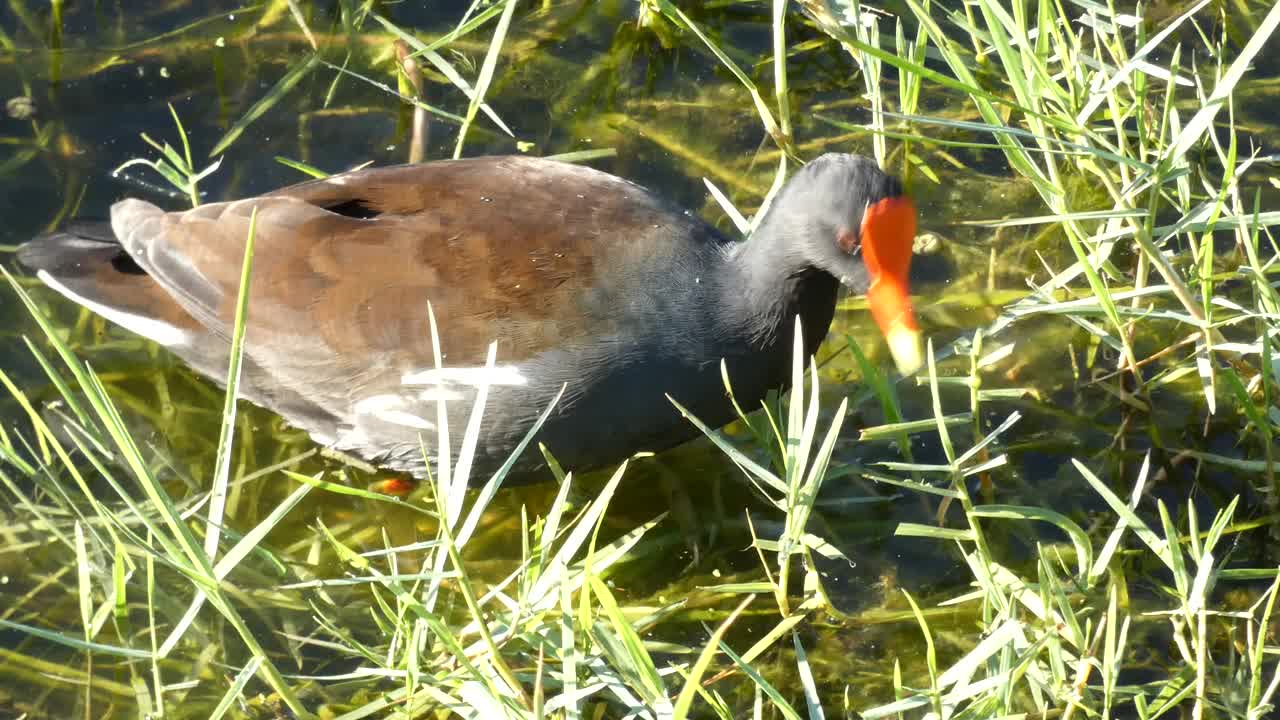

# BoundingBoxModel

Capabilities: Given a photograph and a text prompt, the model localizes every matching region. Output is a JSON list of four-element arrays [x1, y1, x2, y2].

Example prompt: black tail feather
[[17, 221, 132, 277]]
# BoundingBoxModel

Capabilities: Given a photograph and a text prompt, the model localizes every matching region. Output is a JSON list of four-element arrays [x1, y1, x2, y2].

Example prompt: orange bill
[[860, 195, 923, 374]]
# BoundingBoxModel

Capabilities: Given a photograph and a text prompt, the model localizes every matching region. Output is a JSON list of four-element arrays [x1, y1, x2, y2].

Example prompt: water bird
[[17, 153, 921, 482]]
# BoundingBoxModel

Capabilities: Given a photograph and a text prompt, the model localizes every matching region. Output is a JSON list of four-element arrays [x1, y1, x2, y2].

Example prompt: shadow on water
[[2, 0, 1279, 714]]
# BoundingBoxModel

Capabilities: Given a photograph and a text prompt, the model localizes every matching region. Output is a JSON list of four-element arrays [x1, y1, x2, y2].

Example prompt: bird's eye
[[837, 227, 860, 255]]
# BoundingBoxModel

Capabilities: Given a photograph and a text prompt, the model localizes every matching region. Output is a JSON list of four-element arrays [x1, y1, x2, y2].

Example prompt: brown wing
[[108, 156, 706, 410]]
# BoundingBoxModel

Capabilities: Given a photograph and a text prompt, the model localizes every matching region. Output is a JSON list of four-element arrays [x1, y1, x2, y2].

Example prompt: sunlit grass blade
[[452, 0, 518, 158], [1153, 2, 1280, 180], [209, 54, 320, 157], [208, 656, 264, 720], [370, 11, 514, 139]]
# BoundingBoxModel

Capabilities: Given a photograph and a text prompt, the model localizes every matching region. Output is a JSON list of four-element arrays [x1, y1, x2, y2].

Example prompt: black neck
[[719, 215, 840, 359]]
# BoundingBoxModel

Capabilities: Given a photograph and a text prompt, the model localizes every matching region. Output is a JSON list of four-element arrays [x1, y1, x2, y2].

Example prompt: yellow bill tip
[[886, 324, 924, 376]]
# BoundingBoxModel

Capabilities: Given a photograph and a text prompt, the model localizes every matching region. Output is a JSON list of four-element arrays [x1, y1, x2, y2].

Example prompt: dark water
[[2, 0, 1278, 715]]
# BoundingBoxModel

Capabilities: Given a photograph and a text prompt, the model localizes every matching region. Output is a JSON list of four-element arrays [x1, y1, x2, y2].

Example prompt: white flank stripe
[[418, 387, 466, 402], [374, 410, 435, 430], [334, 427, 368, 448], [37, 270, 191, 347], [401, 365, 527, 387], [309, 431, 336, 445], [352, 394, 434, 430]]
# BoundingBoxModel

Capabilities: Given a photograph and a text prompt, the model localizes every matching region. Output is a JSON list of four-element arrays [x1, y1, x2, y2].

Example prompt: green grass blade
[[209, 54, 320, 157], [453, 0, 519, 158]]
